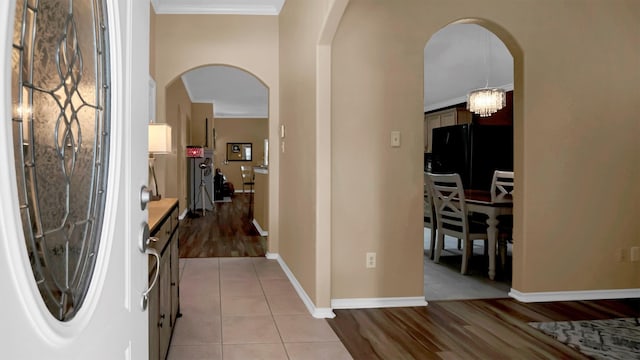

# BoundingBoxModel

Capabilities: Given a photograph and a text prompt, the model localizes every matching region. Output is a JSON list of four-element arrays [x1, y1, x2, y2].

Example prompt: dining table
[[464, 189, 513, 280]]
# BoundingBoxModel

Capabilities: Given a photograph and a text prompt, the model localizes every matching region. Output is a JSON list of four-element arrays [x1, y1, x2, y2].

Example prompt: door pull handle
[[141, 246, 160, 311]]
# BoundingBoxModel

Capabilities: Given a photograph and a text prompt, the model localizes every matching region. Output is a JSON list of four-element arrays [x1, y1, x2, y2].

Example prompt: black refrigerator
[[431, 124, 513, 191]]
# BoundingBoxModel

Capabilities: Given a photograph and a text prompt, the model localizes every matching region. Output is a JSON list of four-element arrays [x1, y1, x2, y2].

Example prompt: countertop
[[254, 166, 268, 175], [148, 197, 178, 232]]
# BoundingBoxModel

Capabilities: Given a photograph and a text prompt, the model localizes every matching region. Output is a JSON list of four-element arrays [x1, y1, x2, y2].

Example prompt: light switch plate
[[391, 131, 401, 147]]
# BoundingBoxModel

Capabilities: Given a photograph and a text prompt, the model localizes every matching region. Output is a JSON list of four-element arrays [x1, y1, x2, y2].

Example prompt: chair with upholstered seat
[[423, 172, 437, 259], [427, 173, 488, 275]]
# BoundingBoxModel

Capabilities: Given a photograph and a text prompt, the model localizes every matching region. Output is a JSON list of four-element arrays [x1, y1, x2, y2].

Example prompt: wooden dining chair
[[491, 170, 514, 271], [490, 170, 514, 203], [423, 172, 437, 260], [428, 173, 488, 275]]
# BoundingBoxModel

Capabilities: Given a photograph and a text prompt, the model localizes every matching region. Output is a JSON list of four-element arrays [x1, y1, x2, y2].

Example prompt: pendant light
[[467, 30, 506, 117]]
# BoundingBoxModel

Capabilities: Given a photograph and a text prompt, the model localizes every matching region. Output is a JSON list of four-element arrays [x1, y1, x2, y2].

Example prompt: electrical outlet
[[366, 252, 376, 268], [631, 247, 640, 262]]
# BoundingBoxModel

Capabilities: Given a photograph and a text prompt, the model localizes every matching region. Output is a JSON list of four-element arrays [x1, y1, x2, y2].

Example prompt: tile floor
[[423, 228, 512, 301], [168, 257, 352, 360]]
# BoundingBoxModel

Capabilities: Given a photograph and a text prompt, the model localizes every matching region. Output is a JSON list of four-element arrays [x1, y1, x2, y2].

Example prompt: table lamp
[[148, 123, 172, 201]]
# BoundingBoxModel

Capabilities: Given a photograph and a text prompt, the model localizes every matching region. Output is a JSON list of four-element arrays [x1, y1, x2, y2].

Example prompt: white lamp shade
[[148, 123, 172, 154]]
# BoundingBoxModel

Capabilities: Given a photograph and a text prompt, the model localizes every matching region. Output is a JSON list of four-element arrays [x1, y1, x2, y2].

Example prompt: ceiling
[[182, 66, 269, 118], [424, 24, 513, 112], [161, 1, 513, 118]]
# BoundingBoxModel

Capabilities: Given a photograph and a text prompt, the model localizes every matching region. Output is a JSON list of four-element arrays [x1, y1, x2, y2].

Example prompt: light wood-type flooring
[[327, 298, 640, 359]]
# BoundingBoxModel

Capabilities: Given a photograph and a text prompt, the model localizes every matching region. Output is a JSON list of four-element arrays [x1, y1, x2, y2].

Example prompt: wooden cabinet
[[148, 199, 180, 360], [424, 107, 472, 152]]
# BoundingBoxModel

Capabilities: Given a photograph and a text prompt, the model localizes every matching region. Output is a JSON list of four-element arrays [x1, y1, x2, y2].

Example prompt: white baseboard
[[332, 297, 428, 309], [178, 208, 189, 220], [234, 189, 255, 193], [252, 219, 268, 236], [268, 253, 336, 319], [509, 288, 640, 303]]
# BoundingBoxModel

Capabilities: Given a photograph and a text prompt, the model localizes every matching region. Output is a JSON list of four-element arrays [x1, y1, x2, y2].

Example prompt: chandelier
[[467, 87, 506, 117], [467, 29, 506, 117]]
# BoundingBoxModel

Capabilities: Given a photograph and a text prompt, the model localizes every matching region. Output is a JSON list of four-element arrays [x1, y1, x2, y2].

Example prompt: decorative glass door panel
[[11, 0, 110, 321]]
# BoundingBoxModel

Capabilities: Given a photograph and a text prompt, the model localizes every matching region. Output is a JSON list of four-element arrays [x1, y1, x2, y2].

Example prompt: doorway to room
[[163, 64, 271, 258], [422, 22, 515, 301]]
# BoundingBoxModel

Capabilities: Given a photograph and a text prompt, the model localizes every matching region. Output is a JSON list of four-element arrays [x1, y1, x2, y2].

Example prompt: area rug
[[528, 317, 640, 359]]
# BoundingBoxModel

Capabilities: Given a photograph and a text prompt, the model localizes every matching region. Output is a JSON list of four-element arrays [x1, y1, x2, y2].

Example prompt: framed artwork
[[226, 142, 252, 161]]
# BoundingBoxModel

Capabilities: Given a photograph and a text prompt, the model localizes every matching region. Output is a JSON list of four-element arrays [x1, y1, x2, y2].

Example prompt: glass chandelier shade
[[467, 87, 506, 117], [467, 29, 507, 118]]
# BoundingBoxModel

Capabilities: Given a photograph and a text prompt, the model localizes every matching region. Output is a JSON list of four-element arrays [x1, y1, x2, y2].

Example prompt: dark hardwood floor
[[179, 193, 267, 257], [327, 298, 640, 359]]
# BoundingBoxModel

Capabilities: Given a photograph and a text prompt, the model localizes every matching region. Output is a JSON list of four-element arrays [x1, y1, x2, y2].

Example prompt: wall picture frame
[[226, 142, 252, 161]]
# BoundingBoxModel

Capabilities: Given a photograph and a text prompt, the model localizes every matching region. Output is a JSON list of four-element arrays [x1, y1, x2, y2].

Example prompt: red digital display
[[186, 146, 204, 158]]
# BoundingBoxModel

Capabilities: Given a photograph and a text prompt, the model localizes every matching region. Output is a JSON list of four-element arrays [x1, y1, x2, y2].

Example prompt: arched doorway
[[423, 22, 517, 300], [161, 64, 271, 258]]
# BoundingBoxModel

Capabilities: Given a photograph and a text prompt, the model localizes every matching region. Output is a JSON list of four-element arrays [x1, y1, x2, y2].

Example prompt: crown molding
[[151, 0, 283, 15]]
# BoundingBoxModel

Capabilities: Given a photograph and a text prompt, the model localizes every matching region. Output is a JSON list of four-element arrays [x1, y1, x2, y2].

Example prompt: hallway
[[168, 257, 352, 360]]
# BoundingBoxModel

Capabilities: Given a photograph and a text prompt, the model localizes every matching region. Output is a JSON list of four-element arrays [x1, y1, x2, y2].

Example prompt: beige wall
[[331, 0, 640, 299], [278, 0, 333, 306], [214, 118, 268, 189], [151, 0, 639, 309], [160, 78, 191, 214], [190, 103, 214, 147], [153, 14, 280, 248]]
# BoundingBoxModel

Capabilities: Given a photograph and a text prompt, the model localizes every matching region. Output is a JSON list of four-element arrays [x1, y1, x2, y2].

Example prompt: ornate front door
[[0, 0, 150, 358]]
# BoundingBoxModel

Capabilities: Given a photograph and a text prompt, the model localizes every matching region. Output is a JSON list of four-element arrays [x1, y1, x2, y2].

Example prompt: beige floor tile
[[260, 278, 297, 298], [220, 257, 255, 270], [256, 266, 287, 280], [222, 315, 281, 344], [221, 294, 270, 316], [221, 278, 263, 297], [252, 258, 283, 269], [220, 279, 263, 296], [222, 343, 288, 360], [285, 342, 353, 360], [180, 267, 220, 293], [167, 344, 222, 360], [171, 312, 222, 345], [267, 294, 308, 315], [220, 267, 259, 281], [274, 314, 339, 342], [170, 257, 351, 360], [180, 292, 221, 316], [182, 258, 220, 274], [180, 280, 220, 304]]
